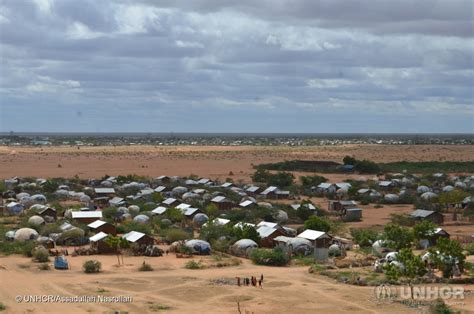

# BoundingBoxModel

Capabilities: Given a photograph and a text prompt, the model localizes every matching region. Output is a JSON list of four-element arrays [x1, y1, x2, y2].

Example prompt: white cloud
[[67, 21, 103, 40], [32, 0, 54, 16]]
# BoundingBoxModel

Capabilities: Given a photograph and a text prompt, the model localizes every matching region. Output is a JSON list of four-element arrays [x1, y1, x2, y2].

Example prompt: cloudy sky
[[0, 0, 473, 133]]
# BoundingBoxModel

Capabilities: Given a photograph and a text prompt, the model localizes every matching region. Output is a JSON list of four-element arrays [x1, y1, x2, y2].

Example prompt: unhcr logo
[[372, 285, 465, 303], [373, 284, 396, 303]]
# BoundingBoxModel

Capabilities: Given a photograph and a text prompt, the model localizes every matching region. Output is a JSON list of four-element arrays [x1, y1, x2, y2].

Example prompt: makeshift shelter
[[297, 229, 332, 261], [231, 239, 258, 257], [14, 228, 39, 241], [184, 239, 211, 255], [89, 232, 115, 254], [28, 215, 45, 226], [87, 220, 117, 235]]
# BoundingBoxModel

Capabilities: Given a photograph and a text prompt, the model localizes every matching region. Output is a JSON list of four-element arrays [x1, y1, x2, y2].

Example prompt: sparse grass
[[138, 262, 154, 272], [149, 303, 171, 311], [184, 260, 206, 269], [96, 288, 109, 293], [292, 256, 315, 266], [38, 263, 51, 271]]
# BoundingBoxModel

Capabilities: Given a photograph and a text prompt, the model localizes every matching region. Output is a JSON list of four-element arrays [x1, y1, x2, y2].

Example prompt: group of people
[[236, 274, 264, 288]]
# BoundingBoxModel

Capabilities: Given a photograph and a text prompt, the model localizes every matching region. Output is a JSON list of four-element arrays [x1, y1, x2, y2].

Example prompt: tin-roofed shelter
[[87, 220, 117, 235], [71, 211, 103, 224]]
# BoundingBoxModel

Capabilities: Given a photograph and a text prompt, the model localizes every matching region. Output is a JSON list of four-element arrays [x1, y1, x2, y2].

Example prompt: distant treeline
[[256, 160, 474, 174]]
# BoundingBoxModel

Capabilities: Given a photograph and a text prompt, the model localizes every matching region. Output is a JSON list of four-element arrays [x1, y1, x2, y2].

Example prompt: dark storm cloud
[[0, 0, 472, 133]]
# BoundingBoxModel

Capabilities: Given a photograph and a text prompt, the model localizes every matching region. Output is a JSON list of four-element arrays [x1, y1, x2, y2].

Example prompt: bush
[[0, 302, 5, 311], [428, 298, 456, 314], [185, 260, 205, 269], [32, 247, 50, 263], [304, 216, 331, 232], [83, 260, 101, 273], [354, 160, 380, 174], [465, 243, 474, 256], [166, 229, 190, 243], [350, 229, 378, 247], [138, 262, 153, 272], [250, 247, 290, 266], [38, 263, 51, 271]]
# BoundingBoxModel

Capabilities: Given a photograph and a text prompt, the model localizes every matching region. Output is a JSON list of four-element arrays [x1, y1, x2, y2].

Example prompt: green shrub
[[185, 260, 205, 269], [428, 298, 457, 314], [166, 229, 190, 242], [350, 229, 379, 247], [32, 247, 50, 263], [83, 260, 101, 273], [304, 216, 331, 232], [138, 262, 153, 272], [249, 247, 290, 266], [465, 243, 474, 256], [178, 244, 193, 255], [0, 302, 5, 311], [0, 240, 36, 257]]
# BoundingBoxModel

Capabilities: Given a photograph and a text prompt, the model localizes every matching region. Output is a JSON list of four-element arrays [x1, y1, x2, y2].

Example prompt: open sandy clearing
[[0, 254, 436, 314]]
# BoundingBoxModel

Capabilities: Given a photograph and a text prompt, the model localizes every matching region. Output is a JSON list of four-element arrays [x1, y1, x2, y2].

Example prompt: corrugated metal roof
[[162, 198, 177, 205], [154, 186, 166, 192], [410, 209, 435, 218], [94, 188, 116, 194], [261, 186, 278, 194], [71, 211, 103, 219], [257, 221, 278, 228], [87, 220, 107, 229], [257, 226, 277, 238], [152, 206, 167, 215], [211, 196, 227, 203], [181, 207, 199, 216], [176, 203, 191, 209], [239, 200, 254, 207], [89, 232, 108, 242], [122, 231, 145, 243], [297, 229, 330, 241]]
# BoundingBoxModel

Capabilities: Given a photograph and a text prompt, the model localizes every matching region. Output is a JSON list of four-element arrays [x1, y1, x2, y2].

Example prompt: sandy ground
[[4, 252, 471, 314], [1, 144, 473, 181]]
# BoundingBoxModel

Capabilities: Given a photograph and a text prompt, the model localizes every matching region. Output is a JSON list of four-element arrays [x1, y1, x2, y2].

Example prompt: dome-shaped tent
[[192, 213, 209, 227], [28, 215, 45, 226], [421, 192, 438, 201], [184, 239, 211, 255], [133, 214, 150, 224], [274, 210, 288, 223], [128, 205, 140, 215], [231, 239, 258, 257], [5, 230, 15, 241], [31, 194, 47, 203], [417, 186, 431, 194], [14, 228, 39, 241], [182, 192, 200, 201], [442, 185, 454, 193], [172, 186, 188, 196], [328, 244, 341, 256], [384, 194, 399, 203], [288, 238, 312, 256]]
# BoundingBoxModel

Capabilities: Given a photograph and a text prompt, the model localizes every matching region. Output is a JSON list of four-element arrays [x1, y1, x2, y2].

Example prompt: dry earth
[[1, 144, 473, 181], [2, 253, 471, 314]]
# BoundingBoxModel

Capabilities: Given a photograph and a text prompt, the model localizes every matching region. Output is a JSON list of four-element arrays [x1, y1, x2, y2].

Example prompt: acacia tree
[[105, 235, 130, 266], [413, 220, 437, 243], [384, 248, 427, 299], [438, 189, 468, 220], [382, 224, 414, 250], [429, 237, 466, 278]]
